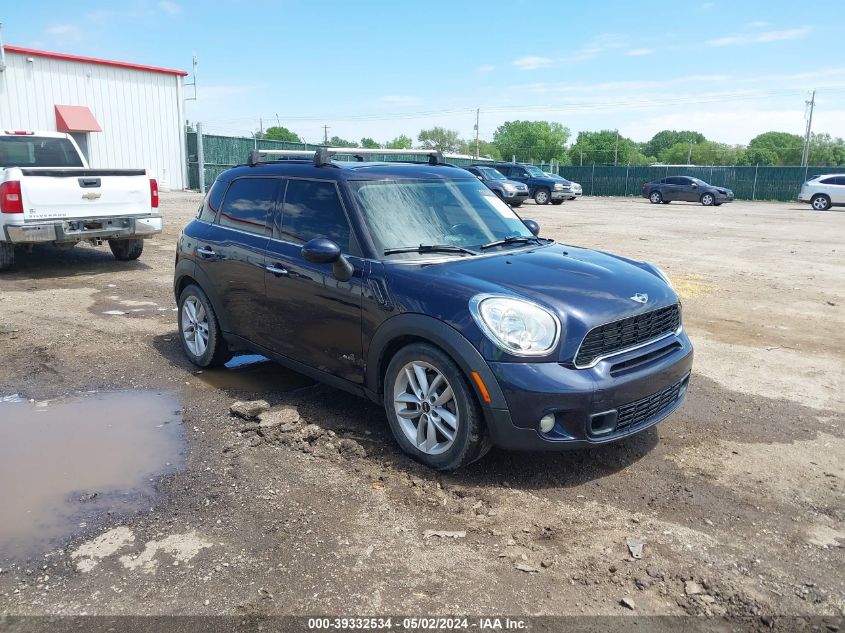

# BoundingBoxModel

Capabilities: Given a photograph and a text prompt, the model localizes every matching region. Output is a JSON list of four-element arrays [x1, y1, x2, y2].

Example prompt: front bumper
[[550, 190, 568, 200], [481, 331, 694, 450], [3, 215, 162, 244], [715, 192, 734, 203], [502, 190, 530, 202]]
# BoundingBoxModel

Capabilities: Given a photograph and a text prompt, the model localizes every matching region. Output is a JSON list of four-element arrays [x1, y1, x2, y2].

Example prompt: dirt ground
[[0, 192, 843, 627]]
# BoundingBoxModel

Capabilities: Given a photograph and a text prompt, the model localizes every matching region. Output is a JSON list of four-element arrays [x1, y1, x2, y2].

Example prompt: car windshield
[[476, 167, 505, 181], [0, 136, 84, 168], [353, 179, 536, 259], [524, 166, 546, 177]]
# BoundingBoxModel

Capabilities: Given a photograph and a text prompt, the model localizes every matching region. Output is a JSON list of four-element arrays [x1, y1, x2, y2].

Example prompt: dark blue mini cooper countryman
[[175, 148, 693, 470]]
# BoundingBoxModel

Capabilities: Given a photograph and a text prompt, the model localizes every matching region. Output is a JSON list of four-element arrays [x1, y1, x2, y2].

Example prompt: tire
[[511, 201, 523, 208], [177, 284, 231, 368], [0, 242, 14, 272], [661, 200, 671, 204], [383, 343, 490, 470], [533, 188, 551, 205], [649, 191, 663, 204], [811, 194, 831, 211], [700, 193, 715, 206], [551, 199, 564, 205], [109, 238, 144, 261]]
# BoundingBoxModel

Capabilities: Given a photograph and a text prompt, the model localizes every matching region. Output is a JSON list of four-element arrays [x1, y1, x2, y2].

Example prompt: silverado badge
[[81, 192, 101, 200], [630, 293, 648, 304]]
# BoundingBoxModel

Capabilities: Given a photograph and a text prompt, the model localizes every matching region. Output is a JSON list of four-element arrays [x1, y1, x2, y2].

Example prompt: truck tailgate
[[19, 169, 152, 222]]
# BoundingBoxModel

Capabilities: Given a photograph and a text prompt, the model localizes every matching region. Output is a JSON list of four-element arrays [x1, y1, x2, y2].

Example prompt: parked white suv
[[1, 130, 162, 271], [798, 174, 845, 211]]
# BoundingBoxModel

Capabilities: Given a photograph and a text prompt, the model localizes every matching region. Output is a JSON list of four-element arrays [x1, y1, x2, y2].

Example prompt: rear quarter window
[[198, 179, 227, 222]]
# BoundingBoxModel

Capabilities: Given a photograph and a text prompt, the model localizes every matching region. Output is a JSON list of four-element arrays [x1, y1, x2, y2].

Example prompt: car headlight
[[469, 295, 561, 356], [553, 183, 564, 190], [502, 183, 516, 193]]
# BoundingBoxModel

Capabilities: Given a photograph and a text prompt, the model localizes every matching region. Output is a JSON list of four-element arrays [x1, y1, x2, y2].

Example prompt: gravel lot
[[0, 192, 843, 626]]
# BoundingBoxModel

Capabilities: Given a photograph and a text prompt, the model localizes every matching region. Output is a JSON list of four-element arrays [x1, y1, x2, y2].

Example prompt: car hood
[[383, 243, 678, 362]]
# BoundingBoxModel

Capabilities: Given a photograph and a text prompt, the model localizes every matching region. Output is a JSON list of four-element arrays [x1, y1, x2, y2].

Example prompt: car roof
[[219, 161, 478, 183]]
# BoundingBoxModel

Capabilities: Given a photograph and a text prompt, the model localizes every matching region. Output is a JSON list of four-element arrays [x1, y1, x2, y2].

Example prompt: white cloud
[[477, 65, 495, 73], [379, 95, 420, 106], [512, 56, 552, 70], [626, 48, 654, 57], [45, 24, 80, 36], [707, 27, 809, 47], [158, 1, 182, 16]]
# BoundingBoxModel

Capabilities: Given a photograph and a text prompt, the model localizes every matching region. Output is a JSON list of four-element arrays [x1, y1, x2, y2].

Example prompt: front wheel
[[700, 193, 715, 206], [534, 188, 550, 205], [384, 343, 490, 470], [109, 238, 144, 261], [177, 284, 231, 368], [510, 201, 523, 208], [811, 194, 831, 211], [649, 191, 663, 204]]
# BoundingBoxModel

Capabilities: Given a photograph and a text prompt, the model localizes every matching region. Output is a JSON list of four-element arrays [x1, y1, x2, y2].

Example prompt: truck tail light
[[150, 178, 159, 208], [0, 181, 24, 213]]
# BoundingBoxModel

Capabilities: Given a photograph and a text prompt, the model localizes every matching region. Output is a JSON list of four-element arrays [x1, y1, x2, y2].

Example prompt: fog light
[[539, 413, 556, 434]]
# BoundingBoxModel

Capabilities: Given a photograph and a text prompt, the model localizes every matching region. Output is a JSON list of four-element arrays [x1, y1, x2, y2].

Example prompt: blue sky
[[4, 0, 845, 146]]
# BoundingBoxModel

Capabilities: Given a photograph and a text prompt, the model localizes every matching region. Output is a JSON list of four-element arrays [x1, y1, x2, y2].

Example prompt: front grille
[[615, 375, 688, 431], [575, 304, 681, 367]]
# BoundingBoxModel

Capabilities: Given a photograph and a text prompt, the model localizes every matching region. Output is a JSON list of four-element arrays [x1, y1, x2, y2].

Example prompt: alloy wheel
[[813, 196, 830, 210], [393, 361, 459, 455], [650, 192, 662, 204], [702, 194, 714, 206], [181, 296, 209, 357], [535, 190, 549, 205]]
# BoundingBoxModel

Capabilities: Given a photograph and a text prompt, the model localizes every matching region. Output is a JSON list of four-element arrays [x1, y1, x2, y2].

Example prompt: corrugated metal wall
[[0, 51, 185, 189], [558, 165, 845, 201], [186, 133, 481, 190]]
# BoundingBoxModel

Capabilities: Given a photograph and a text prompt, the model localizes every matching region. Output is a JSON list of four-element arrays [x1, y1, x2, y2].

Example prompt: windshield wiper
[[383, 244, 478, 256], [480, 235, 542, 250]]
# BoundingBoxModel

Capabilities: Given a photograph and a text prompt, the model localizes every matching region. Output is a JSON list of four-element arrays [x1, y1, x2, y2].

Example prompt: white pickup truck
[[0, 130, 162, 271]]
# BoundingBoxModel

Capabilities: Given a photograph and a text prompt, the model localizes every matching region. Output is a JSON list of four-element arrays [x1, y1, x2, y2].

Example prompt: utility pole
[[614, 130, 619, 166], [323, 125, 330, 145], [259, 117, 264, 139], [474, 108, 480, 159], [801, 89, 816, 167], [687, 140, 693, 165]]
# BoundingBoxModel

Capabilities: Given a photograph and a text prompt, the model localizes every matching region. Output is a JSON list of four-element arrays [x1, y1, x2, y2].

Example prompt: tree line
[[253, 122, 845, 167]]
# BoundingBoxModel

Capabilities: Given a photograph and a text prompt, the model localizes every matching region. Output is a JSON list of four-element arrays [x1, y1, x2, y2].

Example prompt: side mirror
[[691, 183, 698, 188], [476, 175, 484, 181], [301, 237, 354, 282], [523, 219, 540, 236]]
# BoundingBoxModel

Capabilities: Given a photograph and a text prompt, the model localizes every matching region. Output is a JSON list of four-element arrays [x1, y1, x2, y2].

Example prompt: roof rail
[[248, 147, 446, 167]]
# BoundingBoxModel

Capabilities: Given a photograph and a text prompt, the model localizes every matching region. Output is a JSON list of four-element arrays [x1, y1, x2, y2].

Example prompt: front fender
[[365, 313, 508, 409]]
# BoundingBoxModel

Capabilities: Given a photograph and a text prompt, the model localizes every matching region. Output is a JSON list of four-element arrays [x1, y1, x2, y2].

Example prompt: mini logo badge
[[630, 293, 649, 304], [81, 192, 101, 200]]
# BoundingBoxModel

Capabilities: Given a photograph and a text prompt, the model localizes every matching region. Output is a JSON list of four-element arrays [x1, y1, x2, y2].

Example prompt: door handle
[[265, 264, 289, 276], [196, 246, 216, 257]]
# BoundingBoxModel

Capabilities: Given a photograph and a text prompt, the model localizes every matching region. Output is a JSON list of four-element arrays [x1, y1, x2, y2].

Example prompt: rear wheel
[[177, 284, 231, 368], [109, 238, 144, 261], [0, 242, 14, 272], [811, 194, 831, 211], [534, 188, 550, 205], [700, 193, 715, 206], [649, 191, 663, 204], [384, 343, 490, 470]]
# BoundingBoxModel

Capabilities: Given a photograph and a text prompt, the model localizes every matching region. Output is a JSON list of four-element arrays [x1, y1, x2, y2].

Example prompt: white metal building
[[0, 44, 187, 189]]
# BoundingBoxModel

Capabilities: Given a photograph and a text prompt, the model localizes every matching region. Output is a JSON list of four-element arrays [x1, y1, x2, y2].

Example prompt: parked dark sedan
[[175, 148, 692, 470], [464, 165, 529, 206], [642, 176, 734, 206]]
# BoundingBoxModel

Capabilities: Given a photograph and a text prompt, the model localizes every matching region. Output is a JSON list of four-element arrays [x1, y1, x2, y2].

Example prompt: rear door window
[[278, 179, 353, 251], [217, 177, 279, 236]]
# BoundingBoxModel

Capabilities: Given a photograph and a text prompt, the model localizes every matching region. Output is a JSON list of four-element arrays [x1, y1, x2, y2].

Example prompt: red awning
[[55, 105, 102, 133]]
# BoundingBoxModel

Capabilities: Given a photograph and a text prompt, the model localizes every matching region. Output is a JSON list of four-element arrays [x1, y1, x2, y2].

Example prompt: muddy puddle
[[197, 354, 314, 393], [0, 391, 184, 560]]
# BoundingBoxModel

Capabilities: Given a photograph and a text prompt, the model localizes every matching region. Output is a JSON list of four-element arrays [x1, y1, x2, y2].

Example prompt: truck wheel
[[0, 242, 14, 272], [534, 188, 550, 205], [811, 194, 831, 211], [384, 343, 490, 470], [109, 238, 144, 261], [177, 284, 231, 368]]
